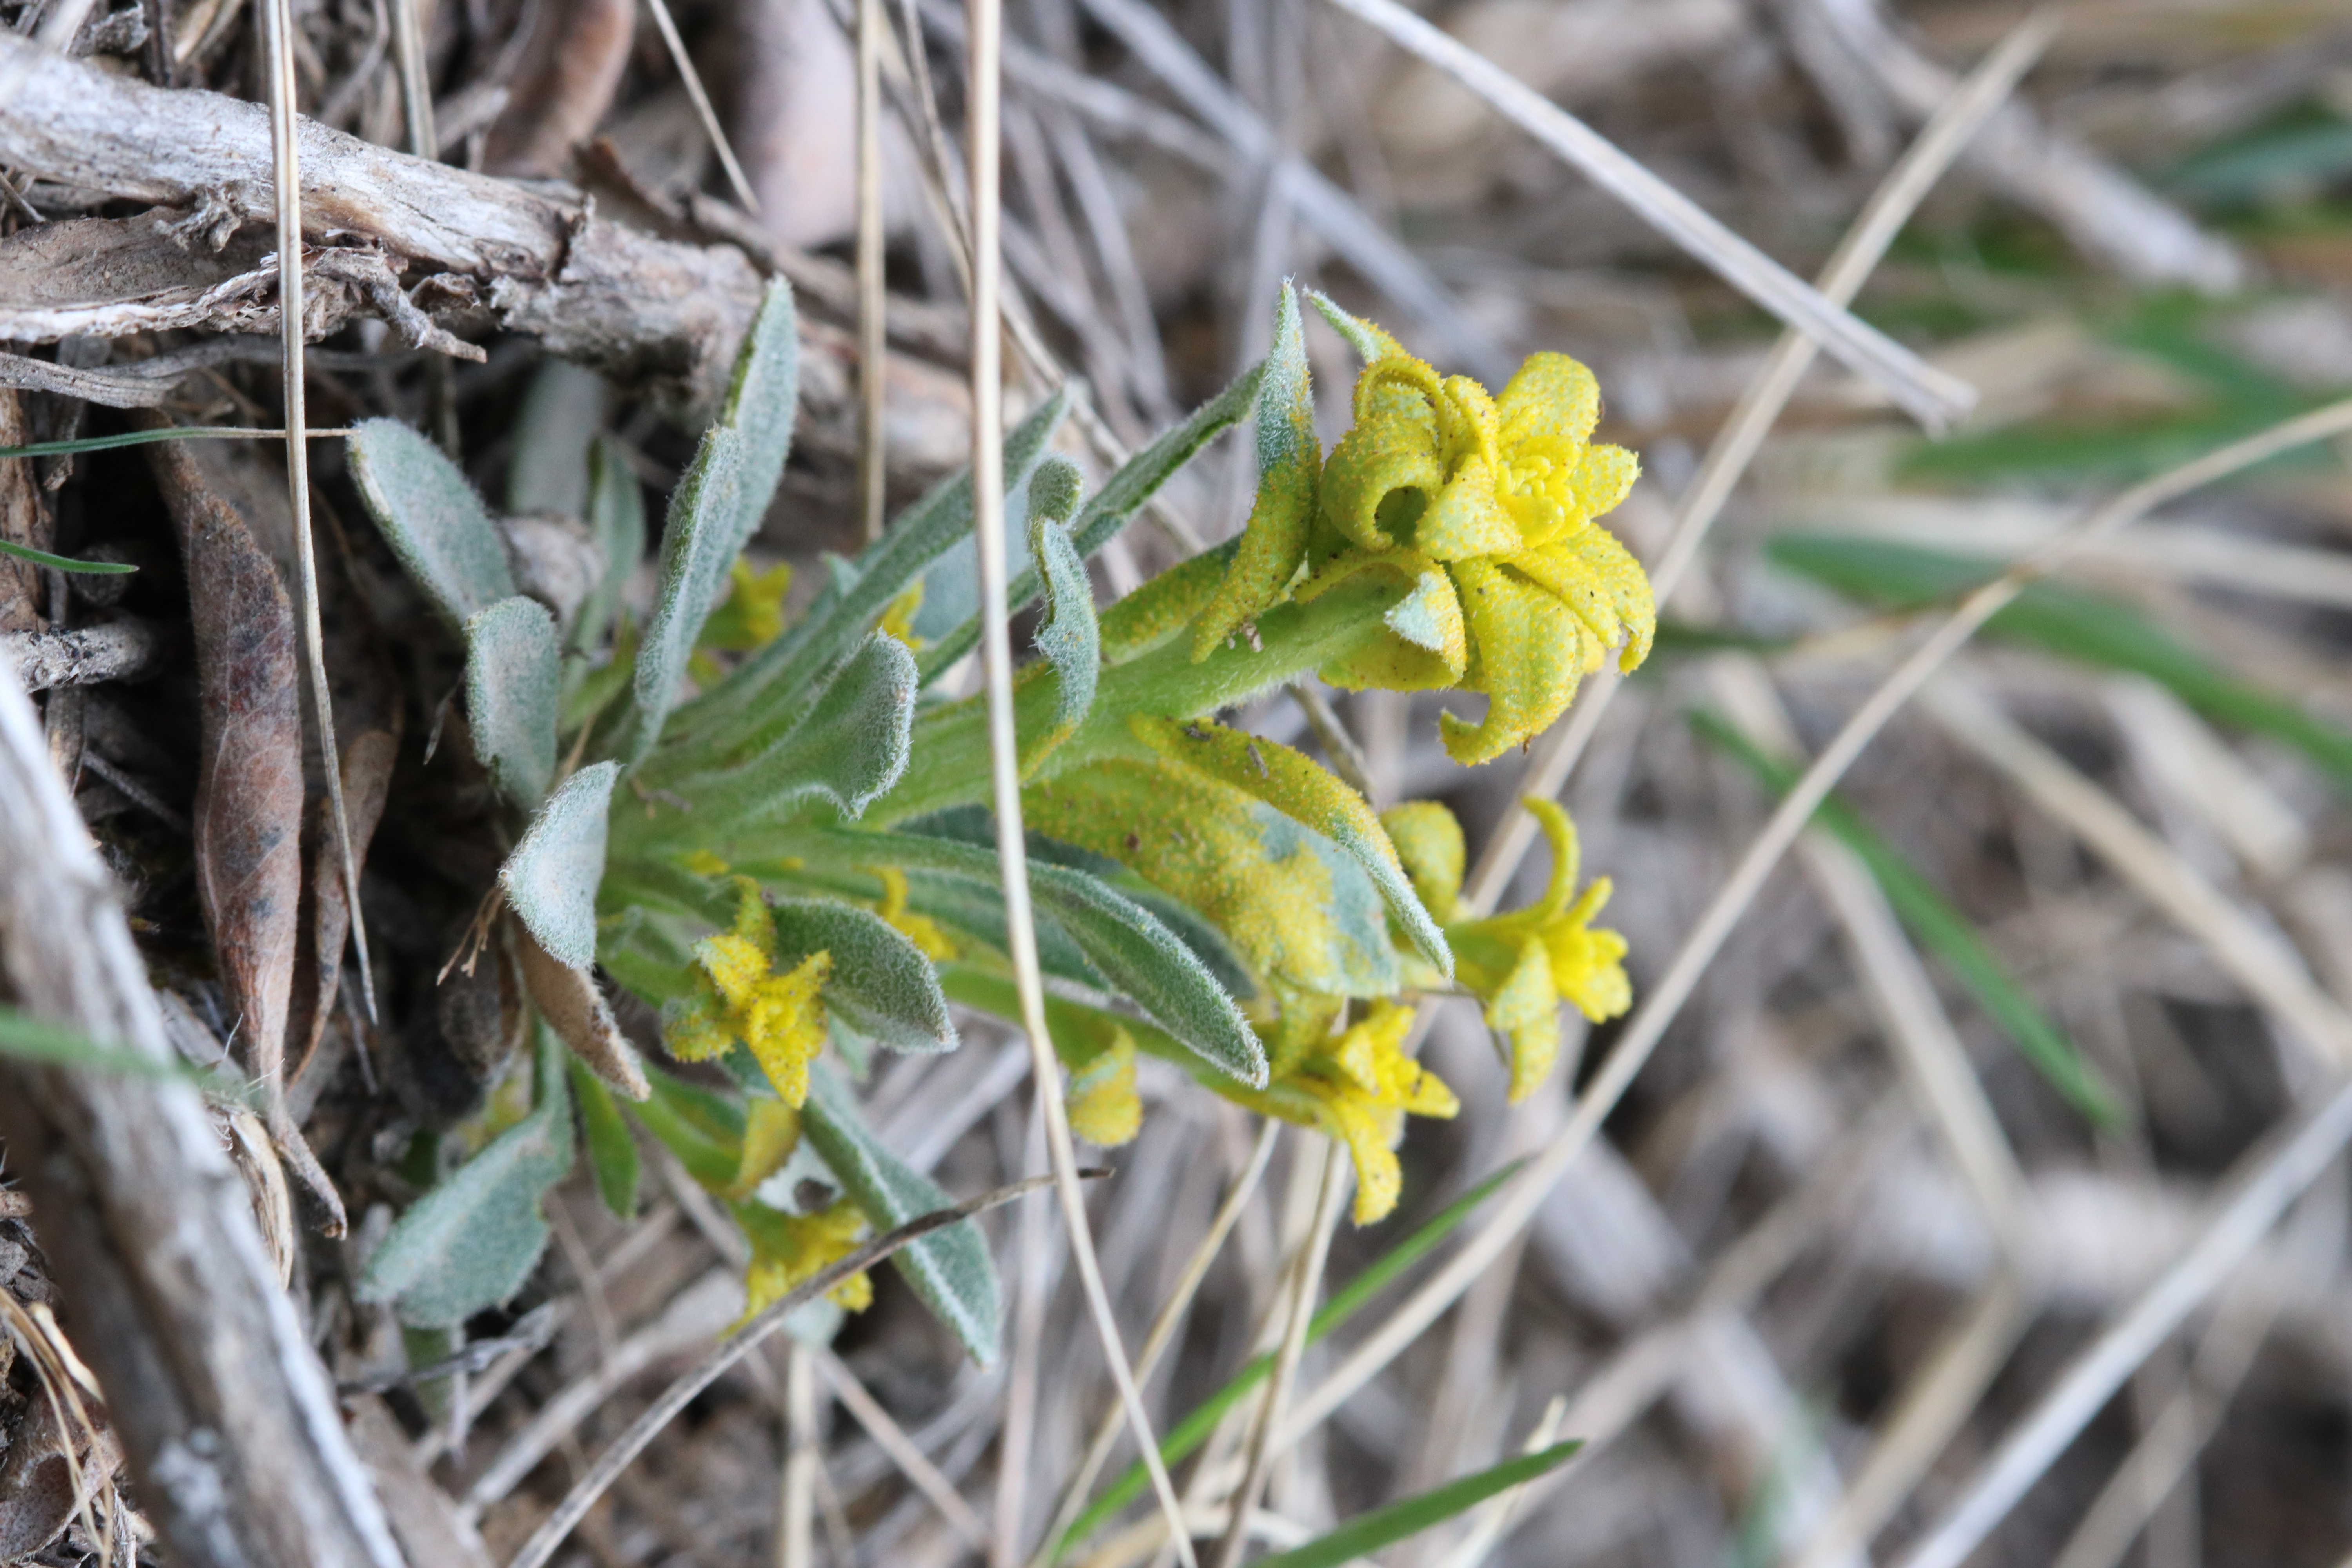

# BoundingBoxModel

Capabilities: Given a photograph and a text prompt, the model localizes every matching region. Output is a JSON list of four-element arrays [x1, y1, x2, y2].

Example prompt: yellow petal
[[1413, 456, 1523, 562], [1441, 559, 1602, 766], [681, 849, 730, 876], [693, 932, 773, 1012], [1501, 522, 1655, 670], [662, 980, 735, 1062], [1065, 1032, 1141, 1147], [1495, 352, 1602, 448], [1520, 796, 1582, 921], [724, 1096, 803, 1200], [1319, 407, 1444, 552], [879, 579, 926, 649], [1325, 1094, 1405, 1225], [740, 950, 833, 1108], [1486, 936, 1560, 1103], [1379, 801, 1465, 924]]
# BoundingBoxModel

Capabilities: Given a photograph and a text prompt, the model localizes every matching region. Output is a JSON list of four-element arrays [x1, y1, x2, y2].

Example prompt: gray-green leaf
[[573, 436, 646, 657], [769, 898, 956, 1054], [640, 632, 915, 830], [1024, 466, 1099, 772], [1303, 287, 1391, 364], [348, 417, 517, 630], [507, 360, 608, 517], [466, 596, 561, 807], [501, 761, 619, 969], [357, 1029, 575, 1328], [624, 278, 800, 760], [801, 1063, 1000, 1365]]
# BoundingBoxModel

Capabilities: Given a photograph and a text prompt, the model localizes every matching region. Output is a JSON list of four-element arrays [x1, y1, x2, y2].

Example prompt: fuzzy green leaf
[[632, 1061, 745, 1189], [1192, 282, 1318, 658], [622, 279, 800, 760], [801, 1063, 1000, 1363], [1132, 715, 1449, 975], [1253, 1445, 1583, 1568], [500, 761, 619, 969], [466, 596, 562, 807], [634, 632, 915, 833], [784, 828, 1263, 1083], [358, 1030, 575, 1328], [920, 372, 1261, 680], [1022, 468, 1100, 776], [568, 1056, 641, 1218], [574, 436, 646, 657], [689, 388, 1073, 754], [769, 897, 957, 1054], [507, 359, 608, 517], [1304, 288, 1396, 363], [348, 417, 517, 630]]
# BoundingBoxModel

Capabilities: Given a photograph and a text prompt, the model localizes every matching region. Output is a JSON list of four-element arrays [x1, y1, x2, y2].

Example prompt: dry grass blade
[[502, 1174, 1062, 1568], [1206, 1140, 1343, 1568], [1922, 677, 2352, 1068], [963, 0, 1195, 1557], [640, 0, 762, 216], [259, 0, 375, 1036], [1266, 392, 2352, 1470], [1033, 1116, 1281, 1568], [816, 1346, 991, 1548], [389, 0, 435, 156], [1313, 0, 1975, 428], [1887, 1073, 2352, 1568], [1462, 12, 2051, 915], [857, 0, 888, 545]]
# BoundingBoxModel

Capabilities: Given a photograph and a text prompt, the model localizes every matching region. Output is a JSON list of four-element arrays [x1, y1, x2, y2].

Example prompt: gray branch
[[0, 643, 405, 1568]]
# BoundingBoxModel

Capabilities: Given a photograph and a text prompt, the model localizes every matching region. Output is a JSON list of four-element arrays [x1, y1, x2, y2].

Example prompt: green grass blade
[[0, 425, 352, 461], [0, 1005, 238, 1092], [0, 539, 136, 575], [1249, 1441, 1582, 1568], [1054, 1155, 1529, 1559], [1768, 534, 2352, 797], [1690, 708, 2120, 1125]]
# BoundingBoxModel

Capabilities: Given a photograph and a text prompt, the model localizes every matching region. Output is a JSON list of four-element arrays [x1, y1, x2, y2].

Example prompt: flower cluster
[[1388, 796, 1631, 1101], [1261, 1000, 1459, 1224], [665, 877, 833, 1108], [1295, 330, 1654, 765]]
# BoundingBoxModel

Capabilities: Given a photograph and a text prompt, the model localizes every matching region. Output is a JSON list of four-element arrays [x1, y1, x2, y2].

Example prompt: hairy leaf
[[466, 596, 562, 807], [574, 436, 646, 657], [1020, 470, 1100, 777], [1026, 759, 1400, 1002], [801, 1063, 1000, 1363], [507, 360, 607, 517], [768, 897, 956, 1054], [1132, 714, 1449, 974], [690, 388, 1072, 753], [500, 761, 619, 969], [920, 372, 1260, 679], [623, 279, 800, 760], [634, 632, 916, 831], [783, 828, 1263, 1083], [358, 1029, 576, 1328], [1193, 282, 1318, 657], [348, 417, 517, 629]]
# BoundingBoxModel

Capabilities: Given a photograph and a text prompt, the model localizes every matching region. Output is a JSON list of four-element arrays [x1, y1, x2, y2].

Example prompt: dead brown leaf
[[0, 1379, 120, 1563], [143, 424, 346, 1234], [511, 914, 650, 1100]]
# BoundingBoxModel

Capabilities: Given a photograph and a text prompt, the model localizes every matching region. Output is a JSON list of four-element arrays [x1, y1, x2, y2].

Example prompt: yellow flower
[[722, 1096, 803, 1200], [739, 1196, 873, 1318], [1298, 339, 1653, 765], [664, 877, 833, 1108], [1388, 797, 1630, 1102], [878, 579, 926, 650], [1283, 1000, 1458, 1224]]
